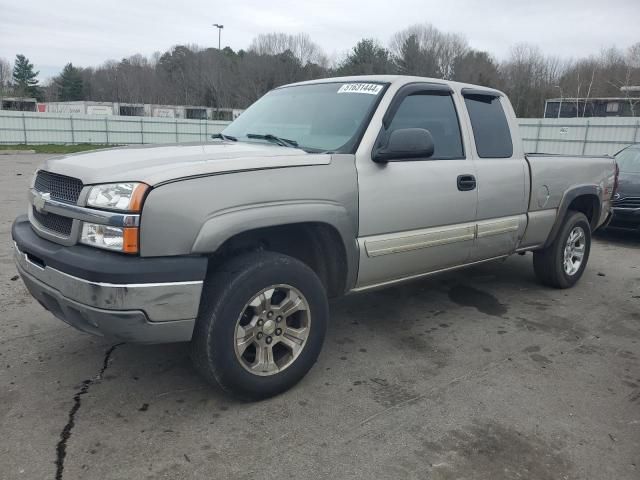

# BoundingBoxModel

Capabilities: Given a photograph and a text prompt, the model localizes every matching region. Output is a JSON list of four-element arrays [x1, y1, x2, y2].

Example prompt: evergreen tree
[[394, 33, 440, 77], [12, 54, 40, 98], [337, 39, 395, 75], [55, 63, 84, 101]]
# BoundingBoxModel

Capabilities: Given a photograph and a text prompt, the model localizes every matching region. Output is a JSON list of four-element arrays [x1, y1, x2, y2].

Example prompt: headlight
[[80, 223, 139, 253], [86, 182, 148, 212]]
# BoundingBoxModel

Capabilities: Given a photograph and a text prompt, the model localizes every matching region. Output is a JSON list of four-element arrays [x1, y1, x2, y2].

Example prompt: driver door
[[354, 84, 478, 289]]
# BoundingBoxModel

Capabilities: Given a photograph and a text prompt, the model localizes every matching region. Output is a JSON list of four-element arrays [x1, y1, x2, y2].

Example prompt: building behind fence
[[1, 110, 640, 156]]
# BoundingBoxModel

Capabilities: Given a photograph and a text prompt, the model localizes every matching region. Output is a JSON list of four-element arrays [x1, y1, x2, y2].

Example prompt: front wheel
[[190, 251, 328, 400], [533, 211, 591, 289]]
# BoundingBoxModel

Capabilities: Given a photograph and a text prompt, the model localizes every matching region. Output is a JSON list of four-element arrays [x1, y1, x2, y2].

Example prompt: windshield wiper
[[246, 133, 299, 148], [211, 133, 237, 141]]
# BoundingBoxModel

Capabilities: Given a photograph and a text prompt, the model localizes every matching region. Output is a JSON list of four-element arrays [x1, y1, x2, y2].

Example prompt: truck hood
[[42, 142, 330, 186], [617, 171, 640, 198]]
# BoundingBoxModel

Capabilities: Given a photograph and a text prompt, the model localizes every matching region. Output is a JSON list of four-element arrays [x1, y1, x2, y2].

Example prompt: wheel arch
[[544, 186, 601, 248], [192, 202, 358, 297]]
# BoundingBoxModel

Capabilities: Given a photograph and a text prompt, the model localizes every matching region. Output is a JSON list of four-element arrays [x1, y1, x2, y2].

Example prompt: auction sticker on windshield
[[337, 83, 383, 95]]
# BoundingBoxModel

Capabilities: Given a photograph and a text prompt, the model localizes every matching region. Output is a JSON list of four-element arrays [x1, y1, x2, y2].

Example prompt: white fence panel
[[0, 113, 28, 144], [518, 118, 640, 155], [0, 111, 229, 145], [2, 111, 640, 156]]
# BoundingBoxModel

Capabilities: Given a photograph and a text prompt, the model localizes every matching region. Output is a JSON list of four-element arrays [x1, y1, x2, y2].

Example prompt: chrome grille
[[613, 196, 640, 209], [32, 207, 73, 236], [34, 170, 83, 204]]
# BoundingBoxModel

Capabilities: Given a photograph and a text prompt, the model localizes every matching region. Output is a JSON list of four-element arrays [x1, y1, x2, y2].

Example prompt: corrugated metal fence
[[1, 111, 639, 155], [519, 117, 640, 155], [0, 111, 228, 145]]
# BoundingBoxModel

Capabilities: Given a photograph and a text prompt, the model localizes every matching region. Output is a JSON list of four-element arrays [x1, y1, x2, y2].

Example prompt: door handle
[[457, 174, 476, 191]]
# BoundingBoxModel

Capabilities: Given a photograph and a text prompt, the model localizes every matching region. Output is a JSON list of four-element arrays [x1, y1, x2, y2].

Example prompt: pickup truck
[[12, 75, 617, 399]]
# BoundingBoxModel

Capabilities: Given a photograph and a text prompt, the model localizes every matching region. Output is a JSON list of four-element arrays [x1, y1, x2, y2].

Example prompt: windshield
[[615, 146, 640, 173], [222, 82, 386, 153]]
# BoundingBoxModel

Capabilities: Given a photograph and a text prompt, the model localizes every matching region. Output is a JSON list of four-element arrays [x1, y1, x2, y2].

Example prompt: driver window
[[388, 93, 464, 159]]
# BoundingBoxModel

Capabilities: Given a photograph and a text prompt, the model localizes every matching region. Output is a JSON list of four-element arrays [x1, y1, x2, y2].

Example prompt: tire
[[533, 211, 591, 289], [190, 250, 329, 400]]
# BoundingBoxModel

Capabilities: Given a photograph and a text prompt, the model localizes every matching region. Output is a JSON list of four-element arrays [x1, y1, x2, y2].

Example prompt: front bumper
[[609, 207, 640, 230], [12, 216, 208, 343]]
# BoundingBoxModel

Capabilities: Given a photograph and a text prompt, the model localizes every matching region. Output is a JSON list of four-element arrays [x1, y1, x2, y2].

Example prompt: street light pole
[[212, 24, 224, 50], [554, 85, 563, 119], [211, 23, 225, 120]]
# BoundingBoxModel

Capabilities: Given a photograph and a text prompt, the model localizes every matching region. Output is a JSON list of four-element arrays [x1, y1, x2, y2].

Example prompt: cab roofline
[[278, 75, 506, 97]]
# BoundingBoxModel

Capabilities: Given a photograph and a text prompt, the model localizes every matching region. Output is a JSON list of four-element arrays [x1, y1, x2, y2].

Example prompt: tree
[[337, 39, 395, 75], [453, 50, 501, 88], [28, 29, 638, 119], [55, 63, 84, 101], [391, 24, 468, 79], [557, 45, 640, 117], [499, 44, 562, 117], [249, 33, 327, 66], [0, 57, 11, 96], [395, 34, 434, 75], [12, 54, 40, 98]]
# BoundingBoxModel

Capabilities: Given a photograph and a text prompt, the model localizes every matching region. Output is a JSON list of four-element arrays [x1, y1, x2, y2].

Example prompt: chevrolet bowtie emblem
[[33, 191, 50, 213]]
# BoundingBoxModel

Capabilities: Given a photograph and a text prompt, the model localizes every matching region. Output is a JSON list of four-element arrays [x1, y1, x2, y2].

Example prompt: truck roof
[[282, 75, 504, 97]]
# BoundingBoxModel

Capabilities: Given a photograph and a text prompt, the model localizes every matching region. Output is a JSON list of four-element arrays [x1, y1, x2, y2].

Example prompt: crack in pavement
[[54, 343, 124, 480]]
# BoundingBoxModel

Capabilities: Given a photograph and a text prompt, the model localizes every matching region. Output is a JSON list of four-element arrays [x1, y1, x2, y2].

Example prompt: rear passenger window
[[388, 93, 464, 159], [464, 95, 513, 158]]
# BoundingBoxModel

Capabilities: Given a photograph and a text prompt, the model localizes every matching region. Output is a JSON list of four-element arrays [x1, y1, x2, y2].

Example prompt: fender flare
[[543, 185, 601, 248], [191, 200, 359, 290]]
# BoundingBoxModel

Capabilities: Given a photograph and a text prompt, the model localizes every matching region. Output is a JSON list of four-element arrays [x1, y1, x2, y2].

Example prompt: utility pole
[[212, 24, 224, 50]]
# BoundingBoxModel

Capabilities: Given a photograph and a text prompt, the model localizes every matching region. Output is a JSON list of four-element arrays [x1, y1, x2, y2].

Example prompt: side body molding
[[191, 201, 359, 290]]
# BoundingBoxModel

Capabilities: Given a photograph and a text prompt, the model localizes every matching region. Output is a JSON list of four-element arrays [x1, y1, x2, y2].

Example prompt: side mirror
[[373, 128, 435, 162]]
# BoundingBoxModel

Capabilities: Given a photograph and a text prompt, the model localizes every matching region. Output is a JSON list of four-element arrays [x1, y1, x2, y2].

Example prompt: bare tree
[[249, 33, 326, 66], [557, 45, 640, 116], [452, 50, 501, 88], [26, 28, 638, 119], [620, 44, 640, 116], [0, 57, 11, 96], [500, 43, 564, 117], [390, 23, 468, 79]]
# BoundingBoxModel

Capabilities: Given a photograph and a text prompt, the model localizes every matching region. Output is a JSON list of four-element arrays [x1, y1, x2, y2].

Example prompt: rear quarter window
[[464, 95, 513, 158]]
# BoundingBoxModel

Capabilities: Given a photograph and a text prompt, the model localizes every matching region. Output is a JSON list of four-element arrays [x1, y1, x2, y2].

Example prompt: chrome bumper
[[14, 242, 203, 343]]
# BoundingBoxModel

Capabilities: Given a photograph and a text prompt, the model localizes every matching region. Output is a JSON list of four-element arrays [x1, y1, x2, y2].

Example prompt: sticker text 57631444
[[337, 83, 383, 95]]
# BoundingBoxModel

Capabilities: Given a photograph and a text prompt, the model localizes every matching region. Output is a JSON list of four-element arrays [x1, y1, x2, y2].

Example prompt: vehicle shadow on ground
[[79, 238, 625, 409], [594, 228, 640, 248], [100, 256, 543, 406]]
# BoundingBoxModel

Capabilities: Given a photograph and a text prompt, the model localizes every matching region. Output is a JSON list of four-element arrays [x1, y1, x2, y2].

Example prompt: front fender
[[191, 200, 359, 289]]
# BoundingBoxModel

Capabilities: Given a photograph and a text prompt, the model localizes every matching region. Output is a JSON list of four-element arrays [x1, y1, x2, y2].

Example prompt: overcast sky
[[1, 0, 638, 80]]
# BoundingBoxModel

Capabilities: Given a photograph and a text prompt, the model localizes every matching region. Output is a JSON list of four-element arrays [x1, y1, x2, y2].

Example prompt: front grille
[[32, 207, 73, 236], [34, 170, 83, 204], [613, 196, 640, 209]]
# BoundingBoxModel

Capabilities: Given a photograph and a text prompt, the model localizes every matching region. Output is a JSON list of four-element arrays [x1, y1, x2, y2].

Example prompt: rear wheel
[[533, 211, 591, 288], [190, 251, 328, 400]]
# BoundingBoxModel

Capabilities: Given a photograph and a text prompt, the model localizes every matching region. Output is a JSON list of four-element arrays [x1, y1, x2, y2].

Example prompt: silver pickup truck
[[12, 75, 617, 399]]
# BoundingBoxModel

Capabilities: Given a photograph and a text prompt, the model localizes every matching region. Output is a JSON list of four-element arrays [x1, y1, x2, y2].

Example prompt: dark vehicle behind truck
[[610, 144, 640, 230]]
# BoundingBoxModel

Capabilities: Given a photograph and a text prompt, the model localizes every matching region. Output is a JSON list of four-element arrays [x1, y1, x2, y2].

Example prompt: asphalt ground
[[1, 154, 638, 480]]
